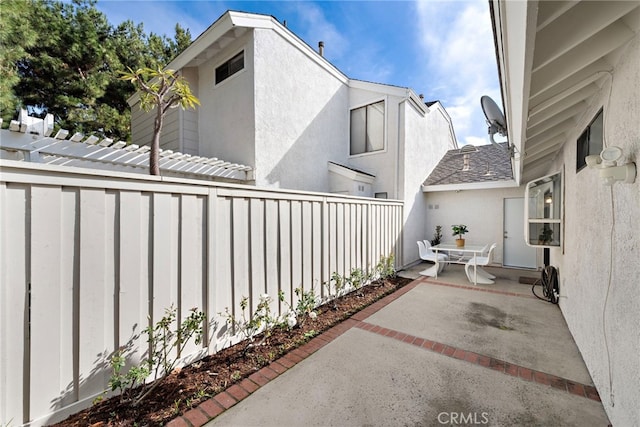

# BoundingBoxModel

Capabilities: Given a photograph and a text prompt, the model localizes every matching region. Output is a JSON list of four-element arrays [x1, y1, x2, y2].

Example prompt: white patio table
[[419, 243, 489, 285]]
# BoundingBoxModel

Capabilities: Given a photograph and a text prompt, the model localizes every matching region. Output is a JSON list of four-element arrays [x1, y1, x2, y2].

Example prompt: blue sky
[[96, 0, 501, 146]]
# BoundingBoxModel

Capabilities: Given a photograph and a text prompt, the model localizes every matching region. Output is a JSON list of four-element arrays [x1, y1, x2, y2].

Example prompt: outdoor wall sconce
[[585, 146, 636, 185]]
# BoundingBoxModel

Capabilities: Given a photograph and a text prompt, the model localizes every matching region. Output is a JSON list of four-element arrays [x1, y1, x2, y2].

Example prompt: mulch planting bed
[[54, 276, 412, 426]]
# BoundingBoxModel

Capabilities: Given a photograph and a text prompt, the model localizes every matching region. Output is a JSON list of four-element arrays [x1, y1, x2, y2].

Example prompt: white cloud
[[289, 3, 349, 58], [415, 0, 500, 146], [283, 3, 394, 84], [464, 136, 488, 146]]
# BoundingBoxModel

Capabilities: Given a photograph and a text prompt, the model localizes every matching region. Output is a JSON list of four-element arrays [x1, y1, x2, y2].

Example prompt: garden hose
[[532, 265, 559, 304]]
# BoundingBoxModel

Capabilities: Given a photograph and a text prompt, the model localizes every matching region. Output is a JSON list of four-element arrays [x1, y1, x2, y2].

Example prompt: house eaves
[[422, 179, 518, 193], [128, 11, 350, 107], [489, 0, 640, 184], [349, 79, 428, 116], [422, 143, 515, 192], [328, 161, 376, 184]]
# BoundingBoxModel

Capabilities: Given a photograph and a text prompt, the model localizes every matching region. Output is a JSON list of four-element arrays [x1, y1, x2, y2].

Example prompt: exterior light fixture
[[585, 146, 636, 185]]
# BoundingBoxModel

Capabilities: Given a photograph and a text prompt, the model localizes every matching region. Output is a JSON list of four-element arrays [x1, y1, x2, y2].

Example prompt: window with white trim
[[525, 171, 563, 247], [215, 51, 244, 85], [350, 101, 385, 155]]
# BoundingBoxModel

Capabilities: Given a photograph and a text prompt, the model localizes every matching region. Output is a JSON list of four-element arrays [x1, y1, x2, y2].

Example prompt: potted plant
[[430, 225, 443, 246], [452, 224, 468, 247], [538, 224, 553, 245]]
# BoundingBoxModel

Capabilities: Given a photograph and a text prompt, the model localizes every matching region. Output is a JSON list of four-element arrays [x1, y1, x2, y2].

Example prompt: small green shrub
[[221, 294, 278, 354], [106, 305, 205, 406]]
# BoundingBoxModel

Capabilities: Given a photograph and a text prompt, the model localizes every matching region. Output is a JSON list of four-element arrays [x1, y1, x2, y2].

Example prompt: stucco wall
[[423, 186, 529, 265], [198, 32, 256, 165], [253, 29, 349, 192], [327, 172, 372, 197], [401, 102, 455, 266], [348, 88, 400, 199], [548, 34, 639, 427]]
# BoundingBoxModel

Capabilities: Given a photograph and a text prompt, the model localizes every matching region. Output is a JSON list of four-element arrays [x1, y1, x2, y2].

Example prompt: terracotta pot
[[456, 238, 465, 247]]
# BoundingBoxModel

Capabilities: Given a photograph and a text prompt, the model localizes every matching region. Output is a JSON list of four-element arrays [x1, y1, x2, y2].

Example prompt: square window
[[215, 51, 244, 85], [350, 101, 385, 155], [576, 109, 603, 171]]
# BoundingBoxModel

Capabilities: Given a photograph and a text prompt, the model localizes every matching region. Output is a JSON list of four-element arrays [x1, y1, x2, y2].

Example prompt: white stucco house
[[129, 10, 458, 266], [487, 1, 639, 425]]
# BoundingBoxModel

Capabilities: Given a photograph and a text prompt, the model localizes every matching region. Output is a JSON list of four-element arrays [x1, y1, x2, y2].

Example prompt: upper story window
[[215, 51, 244, 85], [350, 100, 385, 155], [576, 109, 603, 171]]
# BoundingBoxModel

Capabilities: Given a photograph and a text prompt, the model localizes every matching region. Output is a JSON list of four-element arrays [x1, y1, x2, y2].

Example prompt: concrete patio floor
[[171, 263, 610, 427]]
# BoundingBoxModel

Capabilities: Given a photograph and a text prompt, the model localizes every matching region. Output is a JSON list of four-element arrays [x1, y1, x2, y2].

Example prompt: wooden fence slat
[[311, 202, 323, 296], [58, 189, 78, 408], [327, 203, 337, 285], [77, 188, 109, 401], [0, 183, 28, 425], [301, 201, 313, 292], [213, 197, 233, 349], [179, 195, 206, 360], [118, 191, 147, 369], [264, 200, 280, 314], [231, 198, 250, 315], [29, 186, 63, 418], [278, 200, 292, 311], [249, 199, 266, 304], [151, 193, 179, 367], [336, 203, 345, 279], [290, 201, 302, 296]]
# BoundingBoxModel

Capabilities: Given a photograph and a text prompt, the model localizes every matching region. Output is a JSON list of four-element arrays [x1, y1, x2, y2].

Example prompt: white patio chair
[[417, 241, 448, 274], [422, 240, 450, 266], [464, 243, 497, 284]]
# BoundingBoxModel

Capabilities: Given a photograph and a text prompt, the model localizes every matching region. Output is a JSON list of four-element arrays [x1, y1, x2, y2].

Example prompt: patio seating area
[[169, 263, 610, 427]]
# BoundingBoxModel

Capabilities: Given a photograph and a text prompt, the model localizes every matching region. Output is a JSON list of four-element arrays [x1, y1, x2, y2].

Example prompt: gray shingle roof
[[423, 143, 513, 186]]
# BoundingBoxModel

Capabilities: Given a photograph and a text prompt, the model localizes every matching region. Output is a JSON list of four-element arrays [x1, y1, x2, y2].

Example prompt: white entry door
[[503, 198, 537, 268]]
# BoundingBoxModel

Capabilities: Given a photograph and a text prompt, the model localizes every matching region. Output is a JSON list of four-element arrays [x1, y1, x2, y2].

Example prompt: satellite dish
[[480, 95, 513, 156], [481, 95, 507, 135]]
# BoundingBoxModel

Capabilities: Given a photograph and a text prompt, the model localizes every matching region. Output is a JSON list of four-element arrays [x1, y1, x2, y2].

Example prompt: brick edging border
[[167, 282, 420, 427], [167, 279, 599, 427], [353, 320, 601, 402], [418, 276, 539, 299]]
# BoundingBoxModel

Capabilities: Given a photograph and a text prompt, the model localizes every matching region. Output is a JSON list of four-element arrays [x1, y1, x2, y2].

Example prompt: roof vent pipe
[[318, 41, 324, 57], [463, 154, 470, 171]]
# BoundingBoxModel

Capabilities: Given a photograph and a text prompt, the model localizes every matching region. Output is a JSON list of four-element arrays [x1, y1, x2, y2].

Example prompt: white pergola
[[0, 110, 254, 182]]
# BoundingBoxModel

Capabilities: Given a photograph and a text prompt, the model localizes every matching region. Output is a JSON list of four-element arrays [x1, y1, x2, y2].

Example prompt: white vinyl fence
[[0, 160, 403, 426]]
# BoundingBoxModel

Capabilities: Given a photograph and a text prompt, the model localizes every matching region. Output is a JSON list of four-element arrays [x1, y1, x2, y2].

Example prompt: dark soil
[[54, 276, 412, 427]]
